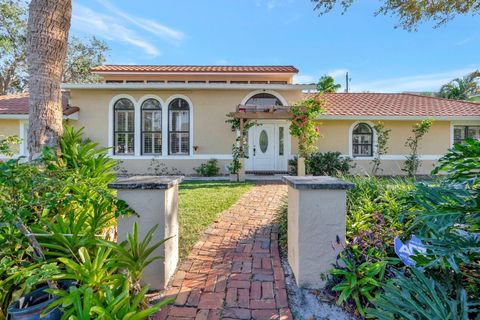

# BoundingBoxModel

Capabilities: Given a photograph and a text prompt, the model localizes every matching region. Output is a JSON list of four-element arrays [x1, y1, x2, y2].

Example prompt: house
[[0, 65, 479, 175]]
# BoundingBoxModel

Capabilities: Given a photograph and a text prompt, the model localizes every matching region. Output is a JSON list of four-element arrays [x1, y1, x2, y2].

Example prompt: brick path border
[[153, 183, 292, 320]]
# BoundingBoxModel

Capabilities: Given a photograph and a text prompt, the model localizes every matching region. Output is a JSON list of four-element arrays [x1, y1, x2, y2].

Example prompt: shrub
[[288, 152, 354, 176], [403, 119, 433, 177], [307, 151, 353, 176], [194, 159, 220, 176]]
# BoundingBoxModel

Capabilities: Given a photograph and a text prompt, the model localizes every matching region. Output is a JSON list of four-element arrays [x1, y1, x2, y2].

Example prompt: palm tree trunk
[[27, 0, 72, 158]]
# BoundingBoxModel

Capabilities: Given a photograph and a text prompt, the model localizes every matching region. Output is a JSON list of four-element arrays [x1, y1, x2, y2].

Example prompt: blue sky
[[71, 0, 479, 92]]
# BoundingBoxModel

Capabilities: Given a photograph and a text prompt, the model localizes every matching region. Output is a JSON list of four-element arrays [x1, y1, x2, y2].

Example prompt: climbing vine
[[289, 95, 325, 158]]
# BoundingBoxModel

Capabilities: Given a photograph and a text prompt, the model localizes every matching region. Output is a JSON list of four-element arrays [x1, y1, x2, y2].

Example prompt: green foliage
[[331, 253, 390, 317], [432, 138, 480, 184], [403, 119, 433, 177], [227, 144, 242, 174], [367, 268, 471, 320], [0, 0, 108, 95], [371, 122, 391, 175], [0, 126, 167, 318], [311, 0, 480, 31], [225, 115, 256, 158], [194, 158, 220, 177], [306, 151, 353, 176], [439, 70, 480, 101], [63, 36, 109, 83], [289, 96, 325, 157], [316, 75, 341, 93], [0, 135, 20, 157]]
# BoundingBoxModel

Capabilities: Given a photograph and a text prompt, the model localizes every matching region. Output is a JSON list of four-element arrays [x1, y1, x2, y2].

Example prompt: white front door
[[246, 121, 290, 172]]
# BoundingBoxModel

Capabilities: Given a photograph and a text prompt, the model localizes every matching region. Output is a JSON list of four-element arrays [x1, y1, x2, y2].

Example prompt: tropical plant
[[225, 115, 256, 158], [439, 70, 480, 101], [307, 151, 352, 176], [331, 252, 390, 317], [402, 119, 433, 177], [317, 75, 341, 93], [432, 138, 480, 184], [194, 159, 220, 177], [311, 0, 480, 31], [367, 268, 471, 320], [371, 122, 391, 175], [289, 95, 325, 158]]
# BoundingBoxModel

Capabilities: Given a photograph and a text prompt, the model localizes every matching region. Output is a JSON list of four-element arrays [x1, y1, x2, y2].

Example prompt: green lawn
[[178, 180, 254, 258]]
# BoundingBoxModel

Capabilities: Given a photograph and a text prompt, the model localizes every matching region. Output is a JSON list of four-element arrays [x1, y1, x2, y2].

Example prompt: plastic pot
[[7, 285, 62, 320]]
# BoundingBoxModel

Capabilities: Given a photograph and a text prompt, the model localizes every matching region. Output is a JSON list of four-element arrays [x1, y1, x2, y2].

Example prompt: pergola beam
[[229, 112, 294, 120]]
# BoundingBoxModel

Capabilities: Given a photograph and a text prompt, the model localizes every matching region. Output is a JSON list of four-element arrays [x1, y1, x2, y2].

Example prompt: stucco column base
[[238, 158, 246, 182], [297, 157, 306, 176], [282, 176, 355, 288], [109, 176, 183, 290]]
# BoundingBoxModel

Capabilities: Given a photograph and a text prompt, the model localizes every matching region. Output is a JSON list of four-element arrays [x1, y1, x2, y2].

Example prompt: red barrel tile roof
[[91, 65, 299, 73], [0, 93, 79, 115], [320, 93, 480, 117]]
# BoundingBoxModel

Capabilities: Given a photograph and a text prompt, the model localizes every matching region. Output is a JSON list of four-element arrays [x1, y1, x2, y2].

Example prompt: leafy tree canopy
[[311, 0, 480, 31], [317, 75, 341, 93], [439, 70, 480, 101], [0, 0, 109, 95]]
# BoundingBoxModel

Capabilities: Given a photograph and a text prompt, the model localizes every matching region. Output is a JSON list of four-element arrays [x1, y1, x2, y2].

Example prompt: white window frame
[[348, 121, 377, 160], [165, 95, 193, 157]]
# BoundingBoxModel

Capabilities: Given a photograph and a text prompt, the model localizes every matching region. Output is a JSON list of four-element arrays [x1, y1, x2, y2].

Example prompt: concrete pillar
[[109, 176, 183, 290], [282, 176, 354, 288], [297, 157, 306, 176]]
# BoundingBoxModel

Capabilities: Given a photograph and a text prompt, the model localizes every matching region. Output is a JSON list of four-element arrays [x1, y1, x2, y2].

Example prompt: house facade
[[1, 65, 479, 175]]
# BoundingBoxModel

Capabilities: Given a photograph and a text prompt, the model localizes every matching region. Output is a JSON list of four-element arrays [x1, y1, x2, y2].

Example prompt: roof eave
[[62, 83, 315, 91]]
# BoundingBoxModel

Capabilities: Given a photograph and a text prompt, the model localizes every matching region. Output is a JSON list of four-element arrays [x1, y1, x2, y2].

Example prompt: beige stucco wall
[[290, 119, 457, 175], [69, 88, 302, 174]]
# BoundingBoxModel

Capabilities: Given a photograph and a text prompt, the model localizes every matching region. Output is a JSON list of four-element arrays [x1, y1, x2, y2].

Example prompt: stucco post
[[297, 157, 306, 176], [282, 176, 354, 288], [109, 176, 183, 290], [238, 158, 246, 182]]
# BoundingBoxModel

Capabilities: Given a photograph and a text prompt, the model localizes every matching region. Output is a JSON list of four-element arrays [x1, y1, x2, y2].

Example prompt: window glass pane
[[279, 127, 284, 156], [142, 99, 161, 110], [116, 111, 126, 131], [467, 127, 480, 140], [153, 133, 162, 154], [143, 133, 153, 154], [245, 93, 283, 106], [115, 133, 134, 154], [259, 130, 268, 153]]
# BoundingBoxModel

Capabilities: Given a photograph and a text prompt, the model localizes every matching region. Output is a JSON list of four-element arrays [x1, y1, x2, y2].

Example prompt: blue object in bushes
[[7, 285, 62, 320]]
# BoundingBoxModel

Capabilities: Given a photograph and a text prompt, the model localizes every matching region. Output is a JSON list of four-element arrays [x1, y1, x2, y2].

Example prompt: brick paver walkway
[[154, 183, 291, 320]]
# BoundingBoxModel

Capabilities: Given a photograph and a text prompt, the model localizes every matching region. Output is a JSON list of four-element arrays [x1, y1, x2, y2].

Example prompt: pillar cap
[[282, 176, 355, 190], [109, 176, 184, 190]]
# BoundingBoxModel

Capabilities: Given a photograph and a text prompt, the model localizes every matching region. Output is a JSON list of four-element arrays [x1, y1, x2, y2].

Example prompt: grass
[[178, 180, 254, 258]]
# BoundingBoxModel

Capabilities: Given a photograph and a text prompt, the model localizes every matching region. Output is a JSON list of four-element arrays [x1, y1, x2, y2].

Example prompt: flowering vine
[[289, 95, 325, 158]]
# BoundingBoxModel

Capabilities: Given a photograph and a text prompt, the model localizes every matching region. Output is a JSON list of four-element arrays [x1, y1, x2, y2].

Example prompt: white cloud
[[351, 67, 479, 93], [327, 68, 349, 78], [255, 0, 293, 10], [293, 74, 317, 84], [98, 0, 185, 44], [72, 3, 161, 56], [215, 59, 229, 65]]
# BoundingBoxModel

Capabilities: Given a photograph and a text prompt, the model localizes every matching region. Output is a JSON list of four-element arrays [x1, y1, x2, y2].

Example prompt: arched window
[[141, 99, 162, 155], [168, 98, 190, 155], [113, 98, 135, 155], [352, 123, 373, 157], [245, 93, 283, 107]]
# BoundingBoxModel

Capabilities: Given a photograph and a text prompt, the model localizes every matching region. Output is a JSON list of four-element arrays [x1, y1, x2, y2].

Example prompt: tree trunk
[[27, 0, 72, 158]]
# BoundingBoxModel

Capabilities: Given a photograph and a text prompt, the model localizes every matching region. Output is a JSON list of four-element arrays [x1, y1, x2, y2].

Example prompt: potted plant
[[227, 145, 242, 182]]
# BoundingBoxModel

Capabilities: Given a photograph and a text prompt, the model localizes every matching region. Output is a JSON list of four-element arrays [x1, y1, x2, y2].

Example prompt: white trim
[[62, 83, 315, 91], [348, 121, 377, 160], [111, 154, 233, 160], [240, 90, 289, 106], [320, 115, 480, 121], [108, 94, 138, 157], [344, 154, 443, 161], [165, 94, 194, 156]]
